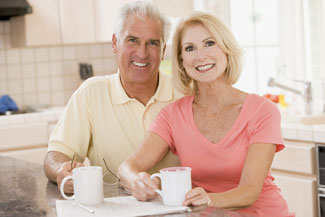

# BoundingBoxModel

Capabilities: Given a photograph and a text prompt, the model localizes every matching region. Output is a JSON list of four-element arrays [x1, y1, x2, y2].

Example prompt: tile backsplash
[[0, 21, 118, 109]]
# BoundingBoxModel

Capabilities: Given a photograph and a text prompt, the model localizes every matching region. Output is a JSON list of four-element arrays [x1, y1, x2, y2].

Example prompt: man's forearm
[[43, 151, 70, 183]]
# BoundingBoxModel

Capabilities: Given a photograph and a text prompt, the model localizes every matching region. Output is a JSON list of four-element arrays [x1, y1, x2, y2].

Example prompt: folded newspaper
[[56, 196, 191, 217]]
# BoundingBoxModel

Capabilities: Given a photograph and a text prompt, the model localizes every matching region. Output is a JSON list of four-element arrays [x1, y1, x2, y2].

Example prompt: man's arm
[[44, 151, 84, 193]]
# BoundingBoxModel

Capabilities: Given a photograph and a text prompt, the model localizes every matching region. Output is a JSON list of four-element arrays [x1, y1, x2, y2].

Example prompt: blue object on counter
[[0, 95, 19, 113]]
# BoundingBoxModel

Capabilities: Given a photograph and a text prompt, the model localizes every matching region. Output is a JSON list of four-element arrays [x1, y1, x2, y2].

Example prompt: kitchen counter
[[0, 156, 252, 217], [281, 122, 325, 143], [0, 106, 65, 127]]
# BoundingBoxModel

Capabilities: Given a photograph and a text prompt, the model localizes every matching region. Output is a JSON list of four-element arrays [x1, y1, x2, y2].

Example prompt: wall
[[0, 21, 118, 109]]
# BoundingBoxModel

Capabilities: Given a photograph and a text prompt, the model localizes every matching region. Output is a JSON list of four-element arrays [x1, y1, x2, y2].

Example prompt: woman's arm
[[184, 142, 276, 209], [118, 132, 170, 200]]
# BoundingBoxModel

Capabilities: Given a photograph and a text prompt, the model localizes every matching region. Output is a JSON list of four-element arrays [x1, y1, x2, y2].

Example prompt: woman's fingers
[[132, 172, 159, 201], [183, 187, 210, 206]]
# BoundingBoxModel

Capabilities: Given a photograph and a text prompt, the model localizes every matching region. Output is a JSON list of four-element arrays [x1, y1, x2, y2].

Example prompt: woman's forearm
[[118, 159, 141, 190], [209, 184, 261, 210]]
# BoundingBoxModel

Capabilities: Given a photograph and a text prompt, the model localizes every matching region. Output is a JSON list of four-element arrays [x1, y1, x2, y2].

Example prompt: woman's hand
[[183, 187, 212, 206], [132, 172, 160, 201]]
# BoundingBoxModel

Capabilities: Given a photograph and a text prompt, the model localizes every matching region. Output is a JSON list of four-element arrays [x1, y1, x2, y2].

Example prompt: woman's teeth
[[196, 64, 214, 71], [133, 61, 148, 67]]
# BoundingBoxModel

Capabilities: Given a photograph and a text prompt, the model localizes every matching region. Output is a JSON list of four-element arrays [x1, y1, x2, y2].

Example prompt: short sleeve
[[248, 99, 284, 152], [148, 103, 177, 154], [48, 88, 92, 162]]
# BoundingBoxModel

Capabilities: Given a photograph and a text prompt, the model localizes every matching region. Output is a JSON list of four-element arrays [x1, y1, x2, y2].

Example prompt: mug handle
[[60, 175, 75, 200], [150, 173, 162, 196]]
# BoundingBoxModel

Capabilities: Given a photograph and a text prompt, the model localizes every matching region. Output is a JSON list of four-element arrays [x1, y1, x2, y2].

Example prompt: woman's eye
[[206, 40, 215, 47], [185, 46, 194, 51]]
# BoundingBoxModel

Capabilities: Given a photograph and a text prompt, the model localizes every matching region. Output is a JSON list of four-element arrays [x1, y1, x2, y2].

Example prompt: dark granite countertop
[[0, 156, 252, 217]]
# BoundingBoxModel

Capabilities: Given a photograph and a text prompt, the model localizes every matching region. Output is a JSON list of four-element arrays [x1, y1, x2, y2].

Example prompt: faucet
[[268, 77, 313, 115]]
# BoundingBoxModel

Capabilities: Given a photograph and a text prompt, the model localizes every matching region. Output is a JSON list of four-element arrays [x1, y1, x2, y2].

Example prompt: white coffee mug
[[60, 166, 104, 205], [150, 167, 192, 206]]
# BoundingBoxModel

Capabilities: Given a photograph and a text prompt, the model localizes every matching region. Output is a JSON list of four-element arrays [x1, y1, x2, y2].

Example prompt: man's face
[[112, 15, 165, 86]]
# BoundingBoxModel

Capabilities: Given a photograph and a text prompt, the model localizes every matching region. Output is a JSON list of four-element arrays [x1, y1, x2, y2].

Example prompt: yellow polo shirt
[[48, 72, 183, 174]]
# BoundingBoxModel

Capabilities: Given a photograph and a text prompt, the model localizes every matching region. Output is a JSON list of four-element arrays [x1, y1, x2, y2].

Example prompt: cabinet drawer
[[272, 140, 315, 175], [273, 172, 317, 217], [0, 123, 48, 151], [0, 147, 48, 165]]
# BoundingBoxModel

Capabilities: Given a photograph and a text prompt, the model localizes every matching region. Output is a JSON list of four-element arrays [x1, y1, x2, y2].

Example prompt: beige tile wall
[[0, 21, 118, 109]]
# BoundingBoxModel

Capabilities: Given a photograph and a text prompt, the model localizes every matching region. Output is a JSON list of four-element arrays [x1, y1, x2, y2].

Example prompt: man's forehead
[[120, 15, 163, 40]]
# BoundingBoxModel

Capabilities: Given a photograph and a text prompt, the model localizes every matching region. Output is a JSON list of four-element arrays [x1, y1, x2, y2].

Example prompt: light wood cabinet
[[10, 0, 61, 47], [0, 147, 48, 165], [9, 0, 199, 46], [271, 140, 317, 217], [0, 121, 59, 165], [59, 0, 96, 44]]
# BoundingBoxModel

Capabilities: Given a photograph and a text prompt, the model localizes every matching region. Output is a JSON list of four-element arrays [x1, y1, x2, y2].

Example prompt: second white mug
[[150, 167, 192, 206]]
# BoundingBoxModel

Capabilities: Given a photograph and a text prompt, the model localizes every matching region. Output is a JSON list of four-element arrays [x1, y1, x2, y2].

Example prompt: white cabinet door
[[10, 0, 61, 47], [0, 123, 48, 151], [0, 147, 48, 165], [273, 172, 317, 217], [94, 0, 121, 42], [59, 0, 96, 44]]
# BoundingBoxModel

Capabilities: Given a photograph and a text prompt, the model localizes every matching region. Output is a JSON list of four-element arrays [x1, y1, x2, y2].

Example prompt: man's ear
[[112, 34, 118, 53], [161, 44, 166, 60]]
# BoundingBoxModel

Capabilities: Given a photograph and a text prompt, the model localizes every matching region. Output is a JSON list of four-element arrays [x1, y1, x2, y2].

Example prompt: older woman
[[118, 12, 294, 217]]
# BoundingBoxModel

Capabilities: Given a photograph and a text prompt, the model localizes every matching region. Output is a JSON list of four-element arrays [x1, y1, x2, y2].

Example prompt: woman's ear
[[112, 34, 118, 53]]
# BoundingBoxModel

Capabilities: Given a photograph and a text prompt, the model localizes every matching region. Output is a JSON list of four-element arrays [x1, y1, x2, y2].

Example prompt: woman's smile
[[196, 63, 215, 73]]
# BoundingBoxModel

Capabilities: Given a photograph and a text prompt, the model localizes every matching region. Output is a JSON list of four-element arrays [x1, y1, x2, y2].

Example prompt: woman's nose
[[195, 48, 207, 60]]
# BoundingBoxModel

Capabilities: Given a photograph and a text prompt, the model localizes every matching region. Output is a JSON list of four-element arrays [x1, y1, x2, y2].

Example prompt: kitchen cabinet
[[0, 147, 48, 165], [0, 119, 58, 165], [271, 140, 317, 217], [59, 0, 96, 44], [10, 0, 61, 47], [9, 0, 200, 46]]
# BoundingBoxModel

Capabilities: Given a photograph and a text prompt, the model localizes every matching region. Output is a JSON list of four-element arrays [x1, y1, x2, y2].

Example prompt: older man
[[44, 1, 182, 193]]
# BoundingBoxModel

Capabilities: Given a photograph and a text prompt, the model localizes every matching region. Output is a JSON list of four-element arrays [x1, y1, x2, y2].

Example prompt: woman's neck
[[194, 78, 244, 111]]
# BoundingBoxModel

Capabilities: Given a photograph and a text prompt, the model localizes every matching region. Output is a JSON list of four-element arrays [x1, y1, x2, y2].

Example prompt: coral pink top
[[149, 94, 294, 217]]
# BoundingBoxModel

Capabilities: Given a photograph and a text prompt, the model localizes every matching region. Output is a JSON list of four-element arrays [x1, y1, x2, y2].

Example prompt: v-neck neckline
[[188, 94, 250, 146]]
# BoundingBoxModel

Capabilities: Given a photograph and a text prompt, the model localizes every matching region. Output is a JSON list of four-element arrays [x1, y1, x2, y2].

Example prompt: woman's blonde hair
[[172, 12, 243, 95]]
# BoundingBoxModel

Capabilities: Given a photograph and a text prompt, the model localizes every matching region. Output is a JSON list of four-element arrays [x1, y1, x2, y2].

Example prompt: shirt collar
[[110, 71, 173, 105]]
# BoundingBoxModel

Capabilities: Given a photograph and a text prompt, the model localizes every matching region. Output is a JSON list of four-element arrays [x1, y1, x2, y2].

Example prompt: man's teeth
[[133, 61, 148, 67], [197, 64, 214, 71]]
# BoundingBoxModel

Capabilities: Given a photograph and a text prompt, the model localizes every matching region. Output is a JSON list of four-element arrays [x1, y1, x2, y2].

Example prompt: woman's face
[[180, 24, 227, 83]]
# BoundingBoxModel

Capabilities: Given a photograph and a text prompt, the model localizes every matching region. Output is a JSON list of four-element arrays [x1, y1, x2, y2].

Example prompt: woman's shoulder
[[245, 93, 280, 117], [162, 95, 194, 114]]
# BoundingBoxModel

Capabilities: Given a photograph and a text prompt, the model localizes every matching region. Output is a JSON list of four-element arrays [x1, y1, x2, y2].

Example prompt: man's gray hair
[[114, 1, 171, 44]]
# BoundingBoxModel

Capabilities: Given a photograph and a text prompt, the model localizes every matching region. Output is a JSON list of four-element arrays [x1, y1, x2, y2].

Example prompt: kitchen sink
[[299, 114, 325, 125], [282, 113, 325, 125]]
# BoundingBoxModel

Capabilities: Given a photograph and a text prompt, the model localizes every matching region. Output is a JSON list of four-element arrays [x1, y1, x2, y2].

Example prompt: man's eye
[[185, 46, 194, 51], [206, 40, 215, 47], [149, 41, 159, 47], [129, 38, 137, 43]]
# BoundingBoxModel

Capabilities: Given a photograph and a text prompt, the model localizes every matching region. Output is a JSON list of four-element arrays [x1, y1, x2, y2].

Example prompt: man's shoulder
[[77, 74, 117, 93]]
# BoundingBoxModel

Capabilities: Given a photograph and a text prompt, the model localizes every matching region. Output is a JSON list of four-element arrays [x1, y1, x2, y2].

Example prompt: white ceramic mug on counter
[[60, 166, 104, 205], [150, 167, 192, 206]]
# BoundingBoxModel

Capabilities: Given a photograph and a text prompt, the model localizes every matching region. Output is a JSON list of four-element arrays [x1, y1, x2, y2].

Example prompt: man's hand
[[56, 161, 84, 193], [132, 172, 160, 201]]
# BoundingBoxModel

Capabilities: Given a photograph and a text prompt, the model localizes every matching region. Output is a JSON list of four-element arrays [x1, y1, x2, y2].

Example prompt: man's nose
[[136, 43, 148, 59]]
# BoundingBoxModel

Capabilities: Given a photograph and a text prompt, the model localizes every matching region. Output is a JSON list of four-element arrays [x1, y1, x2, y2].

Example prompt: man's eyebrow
[[125, 35, 138, 40], [149, 39, 161, 43]]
